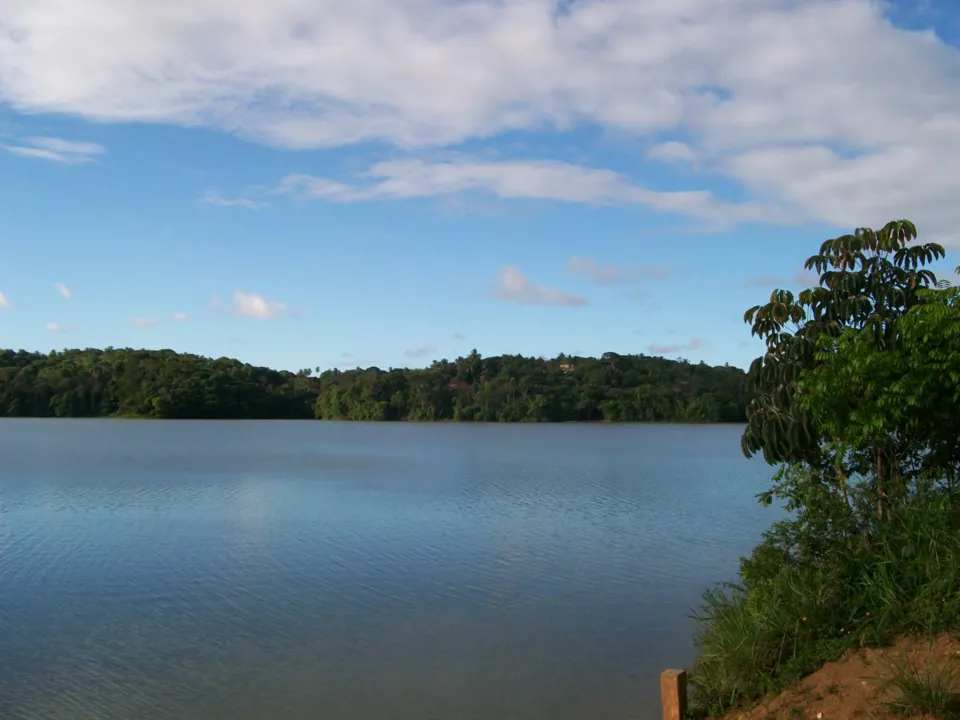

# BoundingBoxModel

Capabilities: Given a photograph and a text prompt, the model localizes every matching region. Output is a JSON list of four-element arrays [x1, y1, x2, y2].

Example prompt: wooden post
[[661, 669, 688, 720]]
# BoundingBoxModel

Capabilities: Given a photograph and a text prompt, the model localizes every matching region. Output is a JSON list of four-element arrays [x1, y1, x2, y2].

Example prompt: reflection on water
[[0, 420, 777, 720]]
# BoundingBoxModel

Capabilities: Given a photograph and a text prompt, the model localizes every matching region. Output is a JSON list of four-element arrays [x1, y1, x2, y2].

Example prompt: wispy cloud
[[335, 352, 374, 368], [130, 317, 158, 327], [567, 256, 668, 286], [452, 332, 467, 341], [171, 312, 189, 321], [4, 137, 105, 164], [200, 189, 269, 209], [233, 289, 285, 319], [44, 321, 73, 334], [648, 338, 703, 355], [54, 282, 71, 299], [491, 266, 586, 308], [274, 159, 765, 225], [0, 292, 10, 309], [747, 274, 786, 287], [404, 344, 438, 358]]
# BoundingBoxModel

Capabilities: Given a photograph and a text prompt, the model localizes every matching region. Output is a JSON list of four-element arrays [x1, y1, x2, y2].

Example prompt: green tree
[[689, 223, 960, 718], [796, 282, 960, 500], [741, 219, 943, 466]]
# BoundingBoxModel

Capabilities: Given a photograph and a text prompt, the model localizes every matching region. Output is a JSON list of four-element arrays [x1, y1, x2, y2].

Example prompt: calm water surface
[[0, 420, 778, 720]]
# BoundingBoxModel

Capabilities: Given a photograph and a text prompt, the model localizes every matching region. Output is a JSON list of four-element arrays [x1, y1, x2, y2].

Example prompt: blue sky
[[1, 0, 958, 373]]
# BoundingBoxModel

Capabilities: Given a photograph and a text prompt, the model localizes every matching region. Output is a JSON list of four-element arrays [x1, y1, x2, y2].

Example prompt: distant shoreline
[[0, 415, 746, 424], [1, 347, 750, 423]]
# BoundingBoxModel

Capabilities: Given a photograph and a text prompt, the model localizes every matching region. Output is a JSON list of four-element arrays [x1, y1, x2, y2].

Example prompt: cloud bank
[[2, 0, 959, 238]]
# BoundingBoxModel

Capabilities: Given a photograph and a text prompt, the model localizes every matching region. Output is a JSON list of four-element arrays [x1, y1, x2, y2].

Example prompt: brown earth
[[725, 635, 960, 720]]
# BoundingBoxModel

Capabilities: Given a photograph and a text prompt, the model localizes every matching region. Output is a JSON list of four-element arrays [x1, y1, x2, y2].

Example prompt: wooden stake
[[661, 669, 688, 720]]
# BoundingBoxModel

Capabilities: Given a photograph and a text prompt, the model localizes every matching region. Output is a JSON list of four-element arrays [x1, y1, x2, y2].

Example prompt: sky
[[1, 0, 959, 373]]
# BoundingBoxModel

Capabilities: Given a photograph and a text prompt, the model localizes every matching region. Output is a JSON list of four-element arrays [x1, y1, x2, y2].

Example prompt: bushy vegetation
[[883, 649, 960, 719], [0, 347, 749, 422], [690, 220, 960, 717]]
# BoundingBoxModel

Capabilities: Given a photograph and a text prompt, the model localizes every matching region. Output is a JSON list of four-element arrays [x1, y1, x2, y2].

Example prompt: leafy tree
[[741, 220, 945, 510], [796, 282, 960, 501], [690, 222, 960, 717]]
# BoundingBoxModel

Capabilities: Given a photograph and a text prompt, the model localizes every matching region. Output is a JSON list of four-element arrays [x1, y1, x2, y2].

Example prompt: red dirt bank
[[723, 635, 960, 720]]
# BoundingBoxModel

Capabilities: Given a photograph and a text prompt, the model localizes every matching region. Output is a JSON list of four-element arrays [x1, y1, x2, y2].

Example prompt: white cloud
[[2, 1, 960, 238], [200, 189, 269, 209], [233, 289, 285, 319], [491, 266, 586, 307], [45, 321, 70, 333], [274, 159, 764, 224], [0, 292, 9, 308], [647, 141, 698, 165], [171, 312, 189, 321], [4, 137, 105, 164], [404, 344, 438, 358], [130, 317, 158, 327], [54, 282, 71, 299], [567, 256, 668, 285]]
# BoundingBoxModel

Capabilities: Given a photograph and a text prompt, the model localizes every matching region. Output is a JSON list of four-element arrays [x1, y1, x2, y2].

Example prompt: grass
[[687, 490, 960, 719], [881, 651, 960, 719]]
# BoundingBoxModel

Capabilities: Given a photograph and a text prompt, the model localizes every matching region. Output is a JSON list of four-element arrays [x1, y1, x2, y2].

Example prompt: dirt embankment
[[725, 635, 960, 720]]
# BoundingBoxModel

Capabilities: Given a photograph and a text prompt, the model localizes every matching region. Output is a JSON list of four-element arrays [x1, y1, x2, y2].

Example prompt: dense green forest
[[314, 350, 747, 422], [0, 348, 316, 419], [0, 348, 748, 422]]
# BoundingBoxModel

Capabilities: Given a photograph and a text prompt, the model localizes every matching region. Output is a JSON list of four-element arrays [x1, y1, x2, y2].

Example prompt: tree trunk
[[876, 448, 884, 521]]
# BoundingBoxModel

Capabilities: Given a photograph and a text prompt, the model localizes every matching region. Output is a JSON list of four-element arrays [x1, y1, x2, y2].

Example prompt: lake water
[[0, 420, 778, 720]]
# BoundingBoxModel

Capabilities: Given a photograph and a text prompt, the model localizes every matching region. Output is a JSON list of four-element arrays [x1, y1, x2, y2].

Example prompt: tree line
[[0, 347, 749, 422]]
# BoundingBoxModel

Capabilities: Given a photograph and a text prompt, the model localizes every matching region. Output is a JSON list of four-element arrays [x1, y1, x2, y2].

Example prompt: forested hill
[[0, 348, 315, 419], [0, 348, 749, 422]]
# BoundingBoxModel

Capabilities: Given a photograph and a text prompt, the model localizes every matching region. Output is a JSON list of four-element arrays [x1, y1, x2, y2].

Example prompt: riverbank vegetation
[[689, 220, 960, 719], [0, 348, 748, 422]]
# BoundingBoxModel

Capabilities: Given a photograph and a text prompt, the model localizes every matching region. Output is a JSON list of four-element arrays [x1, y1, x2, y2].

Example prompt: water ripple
[[0, 421, 778, 720]]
